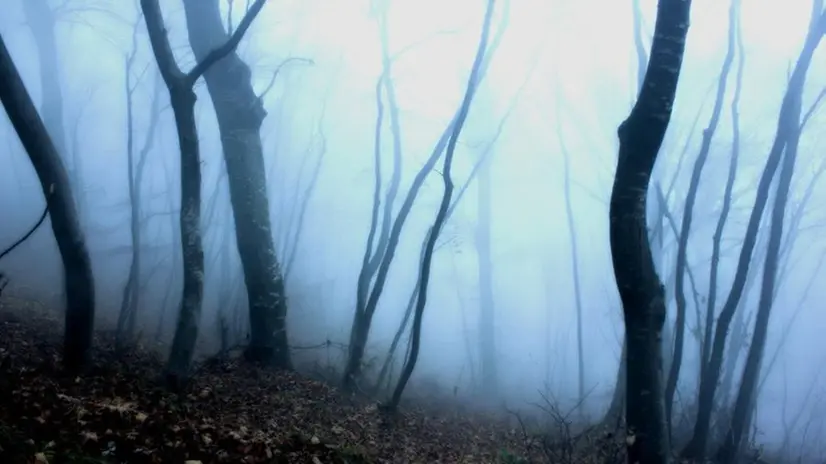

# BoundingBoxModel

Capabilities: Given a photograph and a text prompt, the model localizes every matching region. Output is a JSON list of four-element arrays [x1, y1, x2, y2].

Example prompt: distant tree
[[386, 0, 495, 410], [179, 0, 292, 368], [609, 1, 693, 463], [117, 15, 164, 347], [682, 2, 825, 458], [0, 33, 96, 371], [342, 0, 509, 391], [139, 0, 267, 384]]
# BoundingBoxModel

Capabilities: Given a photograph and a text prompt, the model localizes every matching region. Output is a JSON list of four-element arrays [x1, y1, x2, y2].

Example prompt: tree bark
[[180, 0, 291, 368], [609, 1, 692, 462], [0, 33, 95, 371]]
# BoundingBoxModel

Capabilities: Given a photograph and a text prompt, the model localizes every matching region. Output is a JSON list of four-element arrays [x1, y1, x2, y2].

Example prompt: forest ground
[[0, 301, 632, 464]]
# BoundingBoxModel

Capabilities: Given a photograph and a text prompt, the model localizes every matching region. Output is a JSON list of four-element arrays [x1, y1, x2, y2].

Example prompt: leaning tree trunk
[[665, 0, 738, 431], [609, 1, 692, 462], [682, 5, 824, 457], [0, 33, 95, 371], [715, 6, 824, 460], [180, 0, 292, 368], [387, 0, 495, 410]]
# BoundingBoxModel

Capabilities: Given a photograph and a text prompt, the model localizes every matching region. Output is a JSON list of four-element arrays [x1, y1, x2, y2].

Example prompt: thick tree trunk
[[609, 1, 692, 462], [180, 0, 291, 368], [0, 34, 95, 371]]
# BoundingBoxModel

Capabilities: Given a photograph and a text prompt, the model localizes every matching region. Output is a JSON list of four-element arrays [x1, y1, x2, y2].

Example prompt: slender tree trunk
[[387, 0, 495, 409], [717, 11, 823, 459], [682, 6, 824, 457], [665, 0, 738, 431], [180, 0, 292, 368], [343, 6, 510, 388], [22, 0, 67, 157], [0, 33, 95, 371], [610, 1, 693, 462], [476, 153, 498, 398], [704, 4, 745, 381]]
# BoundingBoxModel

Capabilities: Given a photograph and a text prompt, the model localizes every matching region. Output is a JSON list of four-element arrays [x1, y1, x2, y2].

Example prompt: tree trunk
[[0, 33, 95, 371], [387, 0, 494, 409], [609, 1, 693, 462], [342, 6, 510, 388], [682, 6, 824, 457], [558, 127, 585, 413], [22, 0, 67, 157], [704, 3, 745, 385], [180, 0, 291, 368], [716, 10, 823, 459], [141, 0, 268, 383], [665, 0, 738, 431], [476, 151, 498, 398]]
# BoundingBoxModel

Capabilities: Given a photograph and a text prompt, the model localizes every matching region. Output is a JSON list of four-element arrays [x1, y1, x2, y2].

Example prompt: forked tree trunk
[[609, 1, 692, 462], [0, 34, 95, 371], [140, 0, 267, 384], [180, 0, 292, 368]]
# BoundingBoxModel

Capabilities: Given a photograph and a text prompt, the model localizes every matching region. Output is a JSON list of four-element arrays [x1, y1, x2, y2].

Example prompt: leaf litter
[[0, 306, 529, 463]]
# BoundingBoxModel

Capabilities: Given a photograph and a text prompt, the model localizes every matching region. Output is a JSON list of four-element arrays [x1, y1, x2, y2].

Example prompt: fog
[[1, 0, 825, 461]]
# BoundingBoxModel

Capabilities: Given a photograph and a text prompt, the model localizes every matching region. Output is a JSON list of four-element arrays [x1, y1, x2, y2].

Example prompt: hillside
[[0, 304, 539, 464]]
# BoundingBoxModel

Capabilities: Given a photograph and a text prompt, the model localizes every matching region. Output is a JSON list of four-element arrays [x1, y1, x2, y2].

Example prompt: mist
[[1, 0, 825, 462]]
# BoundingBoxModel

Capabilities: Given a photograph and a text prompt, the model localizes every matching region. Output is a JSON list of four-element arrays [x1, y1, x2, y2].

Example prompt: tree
[[664, 0, 739, 432], [386, 0, 496, 410], [342, 0, 509, 390], [682, 2, 825, 457], [0, 33, 96, 371], [117, 15, 163, 346], [139, 0, 267, 384], [179, 0, 291, 368], [715, 5, 825, 460], [609, 1, 693, 463]]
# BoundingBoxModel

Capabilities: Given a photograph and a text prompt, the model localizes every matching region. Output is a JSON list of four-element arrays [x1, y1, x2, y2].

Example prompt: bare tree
[[117, 15, 163, 346], [342, 0, 509, 390], [178, 0, 291, 368], [704, 0, 745, 407], [716, 7, 825, 460], [683, 2, 825, 458], [603, 0, 647, 426], [386, 0, 495, 410], [139, 0, 267, 384], [0, 33, 95, 371], [609, 0, 693, 462], [665, 0, 739, 432]]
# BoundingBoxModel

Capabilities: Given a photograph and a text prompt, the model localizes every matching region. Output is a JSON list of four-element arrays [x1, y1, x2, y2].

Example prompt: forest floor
[[0, 302, 573, 464]]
